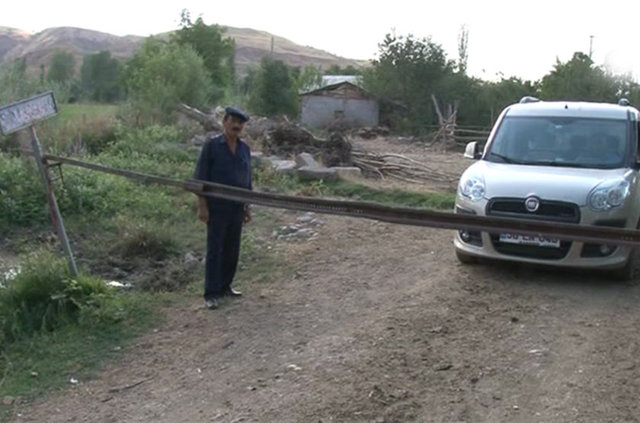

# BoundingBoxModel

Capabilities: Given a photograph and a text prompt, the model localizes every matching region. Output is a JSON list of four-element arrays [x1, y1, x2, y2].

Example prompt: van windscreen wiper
[[488, 152, 524, 164]]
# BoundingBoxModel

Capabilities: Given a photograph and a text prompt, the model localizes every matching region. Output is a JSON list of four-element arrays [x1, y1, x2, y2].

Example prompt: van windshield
[[486, 116, 629, 169]]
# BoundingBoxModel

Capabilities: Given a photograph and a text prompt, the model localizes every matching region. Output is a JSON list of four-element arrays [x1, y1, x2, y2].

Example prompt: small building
[[300, 81, 379, 129]]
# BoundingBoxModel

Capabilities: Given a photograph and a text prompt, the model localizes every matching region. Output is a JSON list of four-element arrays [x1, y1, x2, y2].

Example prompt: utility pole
[[589, 35, 594, 59]]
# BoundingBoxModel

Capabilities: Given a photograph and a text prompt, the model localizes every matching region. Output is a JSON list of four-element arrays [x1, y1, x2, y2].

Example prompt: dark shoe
[[205, 298, 219, 309], [224, 287, 242, 297]]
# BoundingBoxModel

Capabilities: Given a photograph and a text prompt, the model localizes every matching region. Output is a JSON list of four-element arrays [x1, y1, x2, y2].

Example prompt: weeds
[[111, 220, 178, 261], [39, 104, 119, 155], [0, 251, 114, 345]]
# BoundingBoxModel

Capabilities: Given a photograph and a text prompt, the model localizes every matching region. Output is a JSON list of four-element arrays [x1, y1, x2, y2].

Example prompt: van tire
[[614, 248, 640, 285]]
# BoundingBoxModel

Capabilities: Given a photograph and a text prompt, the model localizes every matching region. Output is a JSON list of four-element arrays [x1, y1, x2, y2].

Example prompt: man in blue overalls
[[194, 107, 252, 310]]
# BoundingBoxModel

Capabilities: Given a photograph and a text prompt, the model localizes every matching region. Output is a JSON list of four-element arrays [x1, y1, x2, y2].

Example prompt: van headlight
[[588, 180, 630, 211], [459, 174, 486, 202]]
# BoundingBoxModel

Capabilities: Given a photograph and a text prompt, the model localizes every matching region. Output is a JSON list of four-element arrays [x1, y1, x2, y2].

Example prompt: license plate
[[499, 233, 560, 248]]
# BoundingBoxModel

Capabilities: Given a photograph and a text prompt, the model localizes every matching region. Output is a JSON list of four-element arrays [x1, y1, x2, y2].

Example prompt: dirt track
[[14, 211, 640, 423], [12, 139, 640, 422]]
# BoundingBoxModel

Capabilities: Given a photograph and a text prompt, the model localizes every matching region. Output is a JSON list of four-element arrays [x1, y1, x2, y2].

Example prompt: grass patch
[[0, 292, 156, 421], [111, 220, 178, 262], [56, 104, 118, 123], [39, 104, 119, 155], [253, 162, 455, 210], [0, 250, 162, 422], [324, 179, 456, 210]]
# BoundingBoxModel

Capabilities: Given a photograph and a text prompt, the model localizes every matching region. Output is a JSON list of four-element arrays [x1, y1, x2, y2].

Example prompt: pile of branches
[[263, 124, 322, 156], [351, 126, 391, 140], [351, 150, 456, 186], [178, 103, 221, 132], [322, 132, 352, 167], [264, 124, 352, 166]]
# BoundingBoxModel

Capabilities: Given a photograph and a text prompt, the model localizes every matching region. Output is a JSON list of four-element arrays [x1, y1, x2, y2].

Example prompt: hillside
[[224, 26, 365, 72], [0, 27, 31, 62], [0, 25, 366, 74]]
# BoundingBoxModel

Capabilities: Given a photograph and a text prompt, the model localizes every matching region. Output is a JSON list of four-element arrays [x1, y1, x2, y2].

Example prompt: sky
[[4, 0, 640, 82]]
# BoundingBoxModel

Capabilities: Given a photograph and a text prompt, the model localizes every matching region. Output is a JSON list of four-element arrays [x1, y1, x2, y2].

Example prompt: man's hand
[[244, 208, 252, 225], [198, 206, 209, 224], [197, 196, 209, 224]]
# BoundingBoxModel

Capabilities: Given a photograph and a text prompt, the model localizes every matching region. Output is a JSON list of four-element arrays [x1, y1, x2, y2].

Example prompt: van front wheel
[[613, 248, 640, 285]]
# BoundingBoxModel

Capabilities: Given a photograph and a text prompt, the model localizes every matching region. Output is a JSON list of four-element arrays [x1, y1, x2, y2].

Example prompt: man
[[194, 106, 252, 310]]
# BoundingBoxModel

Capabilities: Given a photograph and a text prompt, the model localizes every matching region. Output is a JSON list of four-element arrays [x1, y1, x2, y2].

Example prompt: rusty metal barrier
[[42, 153, 640, 247]]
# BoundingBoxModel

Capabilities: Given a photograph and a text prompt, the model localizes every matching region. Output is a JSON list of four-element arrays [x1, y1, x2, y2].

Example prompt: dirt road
[[14, 208, 640, 422]]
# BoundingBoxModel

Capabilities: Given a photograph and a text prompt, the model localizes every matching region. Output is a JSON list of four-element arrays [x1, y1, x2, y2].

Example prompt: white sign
[[0, 92, 58, 135]]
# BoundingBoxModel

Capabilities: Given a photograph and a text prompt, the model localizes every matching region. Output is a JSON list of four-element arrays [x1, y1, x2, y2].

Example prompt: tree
[[172, 9, 235, 103], [249, 58, 298, 116], [612, 73, 640, 106], [0, 59, 70, 105], [47, 50, 76, 84], [80, 51, 121, 102], [364, 32, 454, 133], [539, 52, 617, 102], [295, 65, 323, 93], [325, 64, 361, 75], [121, 38, 213, 125], [457, 25, 469, 74], [477, 77, 537, 125]]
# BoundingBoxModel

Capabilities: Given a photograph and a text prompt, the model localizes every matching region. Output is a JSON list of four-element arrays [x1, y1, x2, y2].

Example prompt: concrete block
[[271, 159, 297, 174], [296, 166, 338, 181], [332, 166, 362, 179], [295, 152, 319, 168], [250, 151, 267, 166]]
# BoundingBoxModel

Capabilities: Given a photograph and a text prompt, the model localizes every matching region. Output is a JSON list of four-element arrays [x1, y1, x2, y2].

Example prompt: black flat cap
[[224, 106, 250, 122]]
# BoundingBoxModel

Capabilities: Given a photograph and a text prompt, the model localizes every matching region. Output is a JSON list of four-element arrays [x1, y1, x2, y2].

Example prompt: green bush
[[0, 251, 115, 345], [0, 154, 48, 232], [120, 38, 214, 125], [102, 125, 195, 170]]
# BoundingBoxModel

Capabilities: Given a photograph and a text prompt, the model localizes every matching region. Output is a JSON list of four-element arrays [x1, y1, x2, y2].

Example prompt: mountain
[[224, 26, 365, 72], [0, 27, 31, 62], [0, 25, 366, 74]]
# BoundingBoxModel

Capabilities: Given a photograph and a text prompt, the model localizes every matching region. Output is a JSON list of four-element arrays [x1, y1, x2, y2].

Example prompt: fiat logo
[[525, 196, 540, 212]]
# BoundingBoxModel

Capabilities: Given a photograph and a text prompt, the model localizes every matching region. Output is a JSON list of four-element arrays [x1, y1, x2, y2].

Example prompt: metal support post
[[29, 126, 78, 276]]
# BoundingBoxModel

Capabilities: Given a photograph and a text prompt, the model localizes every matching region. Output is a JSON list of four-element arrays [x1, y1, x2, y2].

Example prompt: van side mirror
[[464, 141, 483, 160]]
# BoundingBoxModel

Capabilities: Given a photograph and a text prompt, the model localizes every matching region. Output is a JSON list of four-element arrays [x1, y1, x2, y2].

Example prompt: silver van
[[454, 98, 640, 279]]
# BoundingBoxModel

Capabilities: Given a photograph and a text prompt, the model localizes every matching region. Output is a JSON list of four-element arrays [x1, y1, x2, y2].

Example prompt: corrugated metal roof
[[301, 81, 372, 98], [320, 75, 362, 86], [301, 75, 364, 94]]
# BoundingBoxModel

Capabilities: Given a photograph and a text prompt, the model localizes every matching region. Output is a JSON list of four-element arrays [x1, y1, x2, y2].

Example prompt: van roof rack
[[619, 98, 631, 106], [519, 96, 541, 104]]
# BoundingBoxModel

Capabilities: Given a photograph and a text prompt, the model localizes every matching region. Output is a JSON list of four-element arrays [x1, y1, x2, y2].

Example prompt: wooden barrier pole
[[29, 126, 78, 277]]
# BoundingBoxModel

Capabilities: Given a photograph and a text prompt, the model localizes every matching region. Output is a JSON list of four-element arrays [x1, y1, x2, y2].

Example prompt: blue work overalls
[[194, 135, 252, 300]]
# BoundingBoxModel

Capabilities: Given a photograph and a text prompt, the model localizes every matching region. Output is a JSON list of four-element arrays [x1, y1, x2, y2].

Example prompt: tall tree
[[249, 58, 297, 116], [539, 52, 617, 102], [172, 9, 235, 103], [457, 25, 469, 74], [80, 51, 121, 102], [295, 65, 323, 93], [121, 38, 213, 125], [364, 32, 454, 133], [47, 50, 76, 84]]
